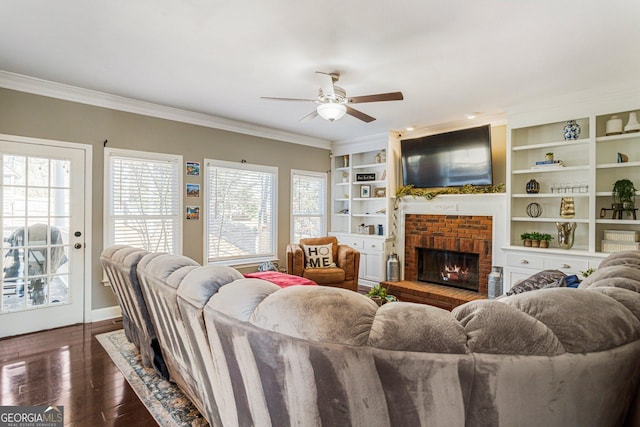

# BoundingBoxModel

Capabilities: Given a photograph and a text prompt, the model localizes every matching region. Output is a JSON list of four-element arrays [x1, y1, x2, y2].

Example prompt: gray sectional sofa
[[101, 246, 640, 426]]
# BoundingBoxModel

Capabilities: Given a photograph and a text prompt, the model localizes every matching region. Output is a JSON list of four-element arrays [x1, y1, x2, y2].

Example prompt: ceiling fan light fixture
[[317, 103, 347, 121]]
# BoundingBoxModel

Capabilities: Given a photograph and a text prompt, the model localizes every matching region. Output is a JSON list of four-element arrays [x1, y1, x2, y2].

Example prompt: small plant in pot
[[545, 152, 554, 161], [539, 233, 554, 248], [529, 231, 543, 247], [520, 232, 532, 247], [612, 178, 637, 215], [367, 284, 387, 306]]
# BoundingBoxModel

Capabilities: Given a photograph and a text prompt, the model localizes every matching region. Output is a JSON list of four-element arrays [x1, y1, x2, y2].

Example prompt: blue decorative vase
[[563, 120, 581, 140]]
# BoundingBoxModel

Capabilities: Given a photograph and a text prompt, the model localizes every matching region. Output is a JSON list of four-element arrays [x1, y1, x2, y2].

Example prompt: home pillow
[[303, 243, 336, 268], [506, 269, 567, 296]]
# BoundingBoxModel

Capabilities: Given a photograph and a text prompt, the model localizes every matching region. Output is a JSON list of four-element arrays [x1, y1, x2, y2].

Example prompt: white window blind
[[105, 148, 182, 254], [291, 169, 327, 243], [205, 159, 277, 264]]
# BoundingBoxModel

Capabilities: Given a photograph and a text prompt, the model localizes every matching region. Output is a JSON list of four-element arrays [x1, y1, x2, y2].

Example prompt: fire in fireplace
[[417, 248, 480, 292]]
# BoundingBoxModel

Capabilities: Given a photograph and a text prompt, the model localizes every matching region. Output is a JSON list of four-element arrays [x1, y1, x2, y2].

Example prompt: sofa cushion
[[589, 286, 640, 323], [598, 250, 640, 269], [249, 285, 376, 346], [579, 265, 640, 291], [177, 265, 244, 306], [302, 243, 336, 268], [506, 269, 566, 296], [368, 302, 468, 353], [453, 300, 565, 355], [207, 278, 280, 322], [302, 267, 345, 284], [502, 288, 640, 353]]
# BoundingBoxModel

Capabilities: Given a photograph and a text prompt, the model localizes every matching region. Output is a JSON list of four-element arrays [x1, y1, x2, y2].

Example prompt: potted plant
[[545, 152, 554, 161], [539, 233, 554, 248], [612, 178, 637, 215], [529, 231, 543, 248], [367, 284, 388, 306], [520, 232, 532, 247]]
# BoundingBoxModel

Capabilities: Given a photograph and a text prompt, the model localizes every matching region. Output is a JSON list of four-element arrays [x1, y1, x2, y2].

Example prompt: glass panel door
[[0, 139, 85, 337]]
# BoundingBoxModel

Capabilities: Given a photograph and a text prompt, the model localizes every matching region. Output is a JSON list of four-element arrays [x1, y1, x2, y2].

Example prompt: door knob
[[74, 243, 83, 249]]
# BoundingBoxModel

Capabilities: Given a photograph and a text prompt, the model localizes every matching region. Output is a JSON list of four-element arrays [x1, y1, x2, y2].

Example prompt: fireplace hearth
[[418, 248, 479, 292]]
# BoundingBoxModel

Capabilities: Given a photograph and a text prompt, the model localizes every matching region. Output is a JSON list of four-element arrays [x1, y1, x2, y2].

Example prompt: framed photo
[[360, 184, 371, 198], [186, 206, 200, 220], [374, 187, 386, 198], [186, 183, 200, 198], [186, 161, 200, 176]]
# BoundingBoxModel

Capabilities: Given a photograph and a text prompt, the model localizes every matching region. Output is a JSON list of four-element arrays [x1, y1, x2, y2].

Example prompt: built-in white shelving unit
[[330, 133, 400, 287], [504, 102, 640, 289]]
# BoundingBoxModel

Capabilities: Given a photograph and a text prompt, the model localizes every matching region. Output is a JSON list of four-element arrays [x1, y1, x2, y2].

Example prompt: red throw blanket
[[243, 271, 317, 288]]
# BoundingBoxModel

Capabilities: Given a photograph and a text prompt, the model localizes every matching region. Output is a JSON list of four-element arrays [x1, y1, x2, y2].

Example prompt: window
[[205, 159, 277, 265], [291, 170, 327, 243], [104, 148, 182, 254]]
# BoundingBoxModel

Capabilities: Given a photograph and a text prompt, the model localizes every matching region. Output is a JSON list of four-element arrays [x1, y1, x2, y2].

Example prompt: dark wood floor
[[0, 319, 158, 426]]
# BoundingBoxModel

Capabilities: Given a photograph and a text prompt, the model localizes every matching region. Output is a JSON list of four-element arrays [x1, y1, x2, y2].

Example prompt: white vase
[[624, 112, 640, 133], [606, 115, 623, 135]]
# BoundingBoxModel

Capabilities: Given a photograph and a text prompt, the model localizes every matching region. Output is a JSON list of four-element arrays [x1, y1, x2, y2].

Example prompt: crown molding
[[0, 70, 332, 150], [332, 131, 389, 147], [506, 83, 640, 128]]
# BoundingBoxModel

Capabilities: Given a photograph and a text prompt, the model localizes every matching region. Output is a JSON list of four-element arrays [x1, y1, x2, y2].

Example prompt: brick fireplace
[[403, 214, 493, 296]]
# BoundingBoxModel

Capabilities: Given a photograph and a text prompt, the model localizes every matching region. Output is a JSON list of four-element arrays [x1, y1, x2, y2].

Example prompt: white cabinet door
[[358, 253, 367, 280], [364, 252, 384, 282]]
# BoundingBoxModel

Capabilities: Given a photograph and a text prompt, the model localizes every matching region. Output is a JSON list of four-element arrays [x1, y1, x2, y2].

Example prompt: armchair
[[286, 236, 360, 291]]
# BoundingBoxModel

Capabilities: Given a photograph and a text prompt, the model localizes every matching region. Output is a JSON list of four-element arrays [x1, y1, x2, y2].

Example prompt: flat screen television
[[401, 124, 493, 188]]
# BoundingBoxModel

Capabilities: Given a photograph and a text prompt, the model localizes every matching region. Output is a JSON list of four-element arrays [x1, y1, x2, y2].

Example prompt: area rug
[[96, 329, 208, 427]]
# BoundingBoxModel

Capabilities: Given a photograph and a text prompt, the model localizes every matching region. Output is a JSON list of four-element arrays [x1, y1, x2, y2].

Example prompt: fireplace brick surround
[[403, 214, 493, 296], [380, 195, 506, 310]]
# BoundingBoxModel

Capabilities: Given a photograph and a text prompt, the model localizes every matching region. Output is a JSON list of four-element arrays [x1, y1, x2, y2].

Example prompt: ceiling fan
[[261, 71, 403, 123]]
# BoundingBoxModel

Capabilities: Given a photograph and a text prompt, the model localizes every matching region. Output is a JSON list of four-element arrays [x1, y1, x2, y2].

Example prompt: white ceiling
[[1, 0, 639, 144]]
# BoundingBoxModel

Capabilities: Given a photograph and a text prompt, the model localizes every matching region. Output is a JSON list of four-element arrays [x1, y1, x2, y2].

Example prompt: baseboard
[[92, 305, 122, 322]]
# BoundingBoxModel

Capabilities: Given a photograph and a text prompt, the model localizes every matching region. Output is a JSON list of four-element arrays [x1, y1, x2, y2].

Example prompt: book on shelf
[[535, 159, 564, 165], [533, 160, 565, 168]]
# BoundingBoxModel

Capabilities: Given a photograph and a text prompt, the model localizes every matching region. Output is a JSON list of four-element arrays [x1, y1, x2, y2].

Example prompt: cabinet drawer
[[343, 238, 364, 250], [542, 258, 588, 274], [506, 253, 543, 270], [364, 240, 384, 252]]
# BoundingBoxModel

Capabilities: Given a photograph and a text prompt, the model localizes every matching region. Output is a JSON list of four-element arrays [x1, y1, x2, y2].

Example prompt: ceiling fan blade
[[315, 71, 335, 98], [348, 92, 404, 104], [346, 105, 376, 123], [299, 109, 319, 123], [261, 96, 317, 102]]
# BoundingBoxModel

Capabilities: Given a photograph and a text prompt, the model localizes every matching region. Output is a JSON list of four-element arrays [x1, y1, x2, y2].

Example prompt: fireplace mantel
[[396, 194, 507, 281]]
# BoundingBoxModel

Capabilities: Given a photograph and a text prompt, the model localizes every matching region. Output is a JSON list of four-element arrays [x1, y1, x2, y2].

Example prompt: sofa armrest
[[286, 244, 306, 276], [336, 245, 360, 281]]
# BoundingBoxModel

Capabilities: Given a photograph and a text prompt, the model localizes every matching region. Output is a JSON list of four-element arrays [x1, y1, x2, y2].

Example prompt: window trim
[[104, 147, 183, 254], [290, 169, 328, 243], [204, 158, 278, 266]]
